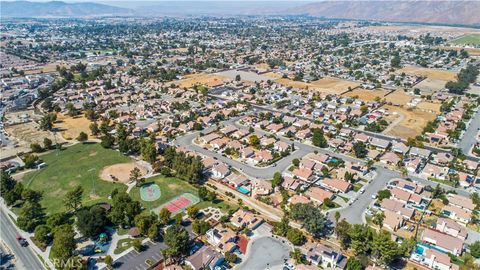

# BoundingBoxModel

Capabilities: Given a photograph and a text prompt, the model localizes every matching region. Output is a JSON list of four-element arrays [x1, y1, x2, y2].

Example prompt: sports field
[[450, 34, 480, 45], [22, 143, 129, 214], [130, 175, 197, 210], [155, 193, 200, 215]]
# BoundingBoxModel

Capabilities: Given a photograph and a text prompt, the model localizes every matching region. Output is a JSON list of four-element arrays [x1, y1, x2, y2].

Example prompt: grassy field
[[131, 175, 238, 214], [130, 175, 198, 211], [22, 143, 129, 214], [451, 34, 480, 45]]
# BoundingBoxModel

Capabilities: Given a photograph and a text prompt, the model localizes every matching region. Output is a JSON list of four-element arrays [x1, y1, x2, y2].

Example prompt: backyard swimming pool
[[237, 186, 250, 194]]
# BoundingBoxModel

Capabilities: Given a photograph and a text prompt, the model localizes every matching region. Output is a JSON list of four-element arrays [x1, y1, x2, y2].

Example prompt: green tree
[[63, 186, 83, 212], [109, 192, 141, 226], [353, 142, 368, 158], [30, 143, 43, 153], [34, 224, 52, 245], [371, 230, 398, 265], [286, 228, 306, 246], [372, 212, 385, 228], [312, 128, 327, 148], [271, 172, 283, 188], [76, 132, 88, 142], [76, 206, 107, 238], [346, 257, 364, 270], [51, 224, 76, 264], [225, 251, 237, 264], [134, 214, 156, 235], [471, 241, 480, 258], [290, 203, 326, 238], [148, 224, 159, 240], [163, 224, 190, 262], [377, 189, 391, 201], [43, 137, 53, 150], [159, 208, 171, 225], [186, 206, 199, 218], [290, 248, 306, 265]]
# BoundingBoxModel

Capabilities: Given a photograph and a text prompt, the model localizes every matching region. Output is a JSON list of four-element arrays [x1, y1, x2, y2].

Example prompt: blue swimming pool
[[415, 245, 425, 255], [237, 186, 250, 194]]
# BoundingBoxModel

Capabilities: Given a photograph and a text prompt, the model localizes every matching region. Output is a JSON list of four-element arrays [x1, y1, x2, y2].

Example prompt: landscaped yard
[[113, 237, 145, 255], [22, 143, 129, 214]]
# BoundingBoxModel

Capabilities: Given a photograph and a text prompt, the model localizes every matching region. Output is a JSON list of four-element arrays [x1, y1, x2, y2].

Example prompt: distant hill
[[1, 1, 133, 17], [283, 0, 480, 26]]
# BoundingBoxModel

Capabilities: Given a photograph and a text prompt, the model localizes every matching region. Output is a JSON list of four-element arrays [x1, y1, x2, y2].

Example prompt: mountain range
[[0, 0, 132, 17], [1, 0, 479, 26]]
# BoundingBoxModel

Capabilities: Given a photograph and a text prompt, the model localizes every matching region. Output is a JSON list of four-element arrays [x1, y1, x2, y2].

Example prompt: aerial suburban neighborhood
[[1, 1, 480, 270]]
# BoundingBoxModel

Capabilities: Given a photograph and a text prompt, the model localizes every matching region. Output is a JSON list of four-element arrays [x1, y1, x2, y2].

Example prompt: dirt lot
[[170, 73, 228, 88], [383, 90, 413, 106], [342, 88, 391, 101], [54, 114, 92, 140], [99, 162, 148, 183], [367, 25, 479, 34], [383, 105, 437, 139], [3, 121, 57, 158], [399, 65, 457, 81], [416, 101, 441, 114], [414, 78, 449, 93], [275, 77, 359, 94]]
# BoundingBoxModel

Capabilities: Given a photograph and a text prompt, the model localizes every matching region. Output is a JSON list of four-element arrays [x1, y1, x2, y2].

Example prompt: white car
[[371, 194, 377, 199], [359, 188, 365, 194]]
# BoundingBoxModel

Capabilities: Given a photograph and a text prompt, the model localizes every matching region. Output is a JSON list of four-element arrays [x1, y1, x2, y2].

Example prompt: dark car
[[16, 235, 28, 247]]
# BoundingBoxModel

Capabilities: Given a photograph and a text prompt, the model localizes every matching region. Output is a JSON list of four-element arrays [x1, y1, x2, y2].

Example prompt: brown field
[[343, 88, 391, 101], [255, 63, 271, 70], [399, 65, 457, 81], [414, 78, 448, 93], [54, 114, 92, 140], [275, 77, 359, 94], [168, 47, 188, 53], [416, 101, 442, 114], [99, 162, 148, 183], [170, 73, 228, 88], [262, 72, 283, 79], [383, 105, 437, 139], [383, 90, 413, 106]]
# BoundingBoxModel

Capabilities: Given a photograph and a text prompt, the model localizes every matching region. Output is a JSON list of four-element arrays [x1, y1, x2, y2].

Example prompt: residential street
[[0, 208, 45, 270], [458, 109, 480, 155]]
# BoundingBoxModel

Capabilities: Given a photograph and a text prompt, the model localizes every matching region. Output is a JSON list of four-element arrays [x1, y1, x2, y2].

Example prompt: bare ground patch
[[99, 162, 148, 184], [54, 114, 92, 140], [399, 65, 457, 81], [169, 73, 228, 88], [383, 105, 437, 139], [342, 88, 391, 101]]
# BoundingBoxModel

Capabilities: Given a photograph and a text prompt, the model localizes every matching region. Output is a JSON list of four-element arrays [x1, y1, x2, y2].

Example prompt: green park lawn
[[22, 143, 129, 214], [130, 175, 198, 211], [451, 34, 480, 45], [131, 175, 239, 214]]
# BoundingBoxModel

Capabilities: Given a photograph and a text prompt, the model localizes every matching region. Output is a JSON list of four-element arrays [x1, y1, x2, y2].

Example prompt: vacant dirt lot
[[383, 90, 413, 106], [383, 105, 437, 139], [310, 77, 359, 93], [170, 73, 228, 88], [99, 162, 148, 183], [343, 88, 391, 101], [275, 77, 359, 94], [414, 78, 449, 93], [416, 101, 442, 114], [54, 114, 92, 140], [399, 65, 457, 81]]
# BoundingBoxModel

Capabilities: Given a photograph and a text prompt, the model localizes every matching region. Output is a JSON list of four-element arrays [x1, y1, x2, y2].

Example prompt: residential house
[[321, 178, 352, 193], [211, 163, 230, 179], [435, 218, 468, 240], [306, 243, 347, 269], [422, 228, 464, 256], [421, 163, 448, 181], [206, 226, 238, 254], [383, 209, 405, 231], [305, 187, 334, 205], [370, 137, 391, 149], [230, 209, 263, 230], [185, 245, 224, 270]]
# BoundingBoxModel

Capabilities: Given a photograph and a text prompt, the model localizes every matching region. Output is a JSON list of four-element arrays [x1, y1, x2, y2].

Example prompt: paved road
[[458, 109, 480, 155], [0, 209, 45, 270], [235, 236, 291, 270], [175, 118, 365, 180]]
